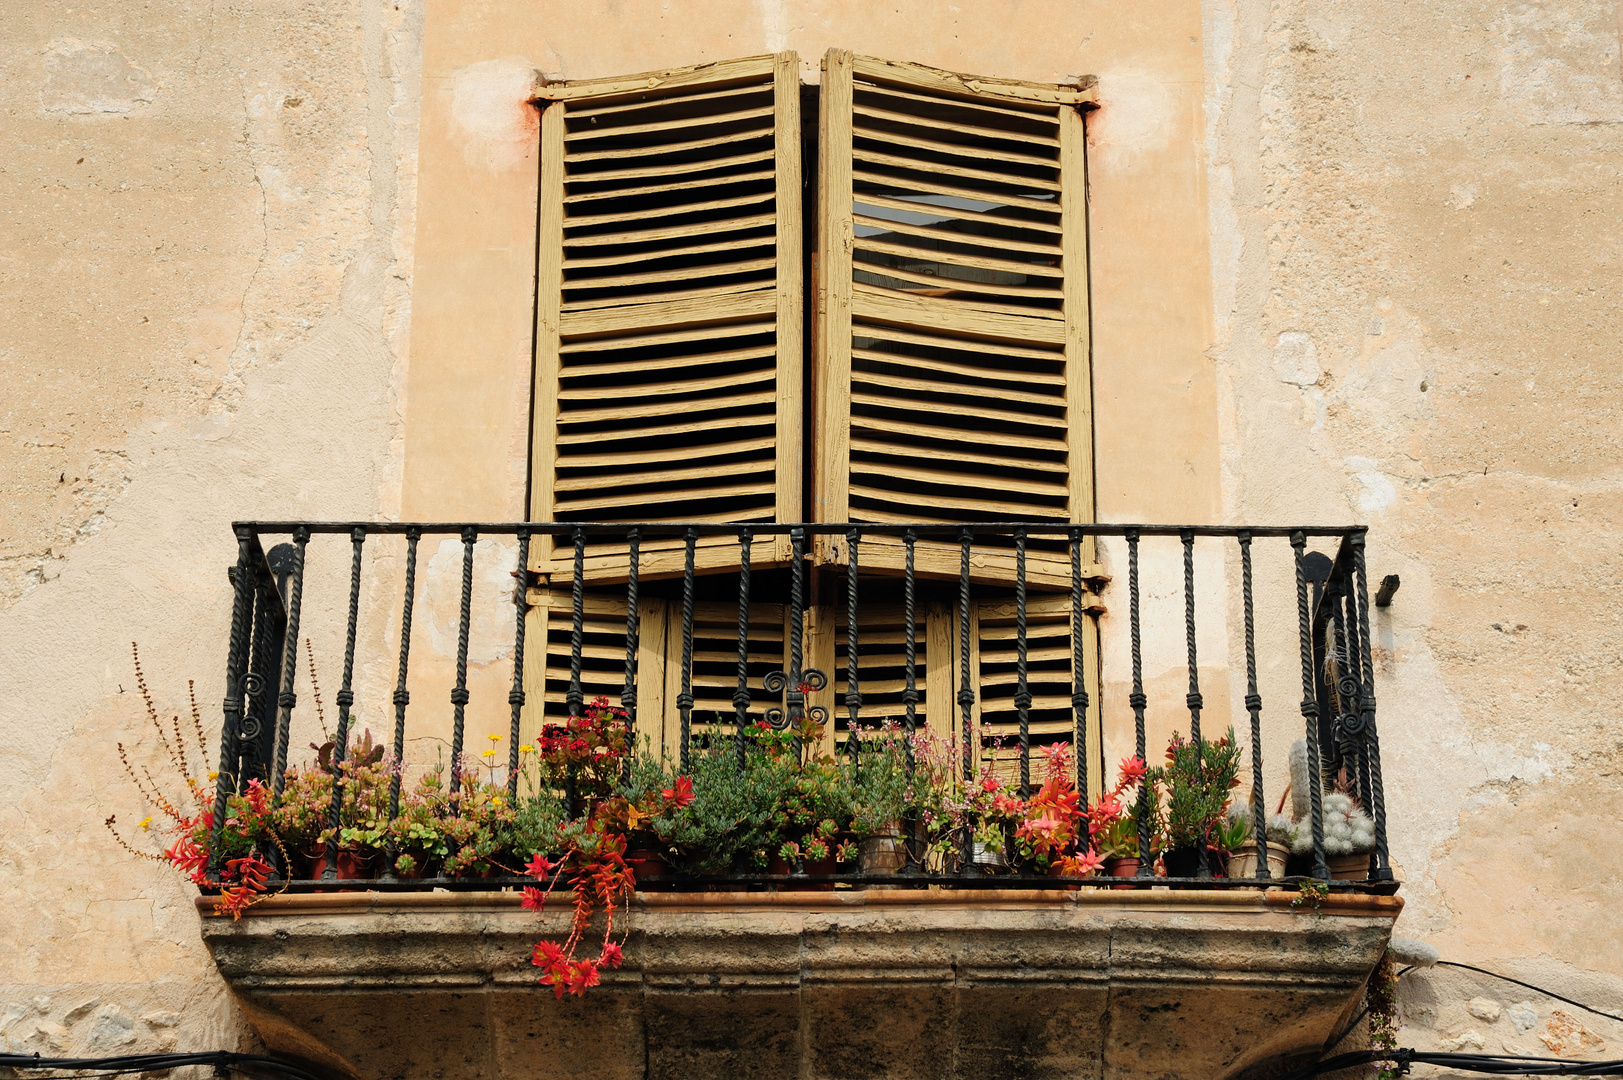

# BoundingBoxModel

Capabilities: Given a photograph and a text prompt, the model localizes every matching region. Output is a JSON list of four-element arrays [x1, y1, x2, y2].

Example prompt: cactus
[[1284, 738, 1374, 855], [1291, 791, 1375, 856], [1266, 813, 1300, 847]]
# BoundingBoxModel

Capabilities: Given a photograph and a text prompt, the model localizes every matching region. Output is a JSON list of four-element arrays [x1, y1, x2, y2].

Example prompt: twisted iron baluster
[[734, 528, 753, 774], [622, 528, 641, 780], [271, 527, 309, 795], [382, 530, 419, 879], [322, 528, 366, 881], [845, 528, 862, 762], [1015, 529, 1031, 796], [242, 568, 278, 790], [449, 527, 477, 797], [1128, 530, 1150, 877], [1182, 530, 1209, 879], [677, 527, 697, 771], [507, 529, 531, 800], [902, 529, 918, 774], [957, 527, 974, 781], [1351, 531, 1394, 882], [386, 529, 419, 824], [1240, 533, 1268, 880], [565, 527, 585, 815], [1292, 531, 1330, 881], [210, 528, 257, 880], [1070, 527, 1089, 811]]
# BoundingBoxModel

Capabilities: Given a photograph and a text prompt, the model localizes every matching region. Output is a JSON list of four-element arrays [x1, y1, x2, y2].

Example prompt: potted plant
[[850, 735, 910, 875], [1221, 804, 1292, 880], [1084, 756, 1149, 885], [961, 766, 1024, 874], [1291, 790, 1375, 879], [1014, 744, 1096, 876], [650, 735, 789, 876], [1147, 729, 1242, 878]]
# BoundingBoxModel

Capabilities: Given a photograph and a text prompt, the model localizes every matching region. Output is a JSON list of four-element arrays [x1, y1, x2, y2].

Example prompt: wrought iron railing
[[209, 521, 1396, 893]]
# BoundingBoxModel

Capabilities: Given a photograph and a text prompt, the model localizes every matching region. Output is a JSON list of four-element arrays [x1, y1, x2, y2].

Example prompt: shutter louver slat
[[532, 55, 800, 573], [976, 599, 1083, 777], [670, 602, 789, 751], [834, 605, 928, 747]]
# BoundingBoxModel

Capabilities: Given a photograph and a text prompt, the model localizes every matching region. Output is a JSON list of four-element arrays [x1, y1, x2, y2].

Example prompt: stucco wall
[[2, 0, 1620, 1068], [1206, 0, 1623, 1058], [0, 0, 424, 1056]]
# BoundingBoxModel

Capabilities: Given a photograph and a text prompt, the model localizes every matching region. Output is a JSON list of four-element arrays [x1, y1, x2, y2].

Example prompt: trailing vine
[[1367, 949, 1401, 1078]]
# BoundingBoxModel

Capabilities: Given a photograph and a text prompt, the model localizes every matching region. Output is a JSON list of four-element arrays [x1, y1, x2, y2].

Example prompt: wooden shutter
[[829, 603, 930, 752], [815, 51, 1097, 587], [661, 600, 788, 756], [893, 594, 1103, 790], [973, 595, 1099, 786], [523, 591, 667, 752], [531, 54, 803, 581], [523, 589, 789, 764]]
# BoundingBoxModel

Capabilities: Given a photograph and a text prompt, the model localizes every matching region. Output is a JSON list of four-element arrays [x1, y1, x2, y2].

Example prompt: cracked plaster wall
[[1206, 0, 1623, 1058], [0, 0, 424, 1059]]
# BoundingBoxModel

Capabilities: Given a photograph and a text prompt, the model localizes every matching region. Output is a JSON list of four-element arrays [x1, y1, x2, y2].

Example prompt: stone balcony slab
[[198, 887, 1400, 1080]]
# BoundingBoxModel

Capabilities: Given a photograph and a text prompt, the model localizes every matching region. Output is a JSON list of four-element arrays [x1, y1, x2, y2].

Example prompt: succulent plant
[[1266, 813, 1300, 847], [1291, 791, 1375, 856]]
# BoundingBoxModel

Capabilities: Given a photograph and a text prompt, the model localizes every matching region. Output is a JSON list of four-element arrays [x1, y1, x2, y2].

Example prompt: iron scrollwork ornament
[[763, 668, 829, 730]]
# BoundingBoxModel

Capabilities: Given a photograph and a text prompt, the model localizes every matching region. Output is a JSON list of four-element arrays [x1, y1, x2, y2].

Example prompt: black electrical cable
[[1279, 1049, 1623, 1078], [1434, 962, 1623, 1026], [1329, 958, 1623, 1054], [0, 1050, 323, 1080]]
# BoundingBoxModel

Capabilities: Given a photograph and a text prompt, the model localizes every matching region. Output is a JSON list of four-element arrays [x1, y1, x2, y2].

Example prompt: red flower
[[600, 941, 624, 969], [520, 886, 548, 912], [661, 775, 695, 808], [525, 853, 555, 879]]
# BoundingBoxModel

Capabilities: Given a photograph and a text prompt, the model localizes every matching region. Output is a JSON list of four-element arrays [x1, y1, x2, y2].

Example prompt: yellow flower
[[519, 744, 535, 754], [492, 796, 504, 808], [487, 733, 502, 743], [481, 749, 496, 759], [138, 816, 152, 831], [208, 772, 219, 781]]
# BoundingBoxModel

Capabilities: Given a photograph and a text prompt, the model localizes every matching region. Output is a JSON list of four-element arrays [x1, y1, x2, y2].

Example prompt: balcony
[[192, 521, 1401, 1079]]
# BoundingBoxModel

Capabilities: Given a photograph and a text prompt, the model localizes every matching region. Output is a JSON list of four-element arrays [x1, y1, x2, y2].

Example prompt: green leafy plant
[[1145, 728, 1243, 855], [847, 735, 908, 839], [650, 737, 790, 874]]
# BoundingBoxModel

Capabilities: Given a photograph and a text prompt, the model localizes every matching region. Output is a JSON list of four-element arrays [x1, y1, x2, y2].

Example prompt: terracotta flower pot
[[625, 848, 669, 885], [1103, 856, 1141, 890], [298, 843, 329, 881], [335, 847, 377, 881], [1327, 853, 1370, 881], [1227, 842, 1289, 883], [800, 855, 837, 891], [859, 827, 908, 875]]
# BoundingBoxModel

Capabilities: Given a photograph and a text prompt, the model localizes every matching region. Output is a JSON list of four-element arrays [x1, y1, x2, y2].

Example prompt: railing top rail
[[232, 521, 1367, 539]]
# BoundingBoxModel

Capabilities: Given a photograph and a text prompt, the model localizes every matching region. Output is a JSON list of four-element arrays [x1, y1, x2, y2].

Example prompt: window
[[522, 51, 1099, 763]]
